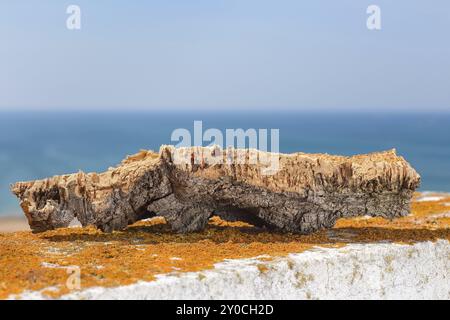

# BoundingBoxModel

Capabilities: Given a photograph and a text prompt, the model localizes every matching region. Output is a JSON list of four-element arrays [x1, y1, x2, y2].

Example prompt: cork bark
[[11, 146, 420, 234]]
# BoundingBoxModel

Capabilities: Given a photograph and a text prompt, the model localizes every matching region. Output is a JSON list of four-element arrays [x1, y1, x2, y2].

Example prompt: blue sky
[[1, 0, 449, 111]]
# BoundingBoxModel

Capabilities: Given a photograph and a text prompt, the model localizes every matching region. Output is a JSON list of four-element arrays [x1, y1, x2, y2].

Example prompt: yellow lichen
[[0, 194, 449, 299]]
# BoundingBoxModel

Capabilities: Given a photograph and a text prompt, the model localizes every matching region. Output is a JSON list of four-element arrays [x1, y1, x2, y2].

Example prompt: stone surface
[[17, 240, 448, 300], [11, 146, 420, 234]]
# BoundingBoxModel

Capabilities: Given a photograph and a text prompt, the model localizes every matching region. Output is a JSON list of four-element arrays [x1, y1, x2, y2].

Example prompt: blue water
[[1, 111, 450, 216]]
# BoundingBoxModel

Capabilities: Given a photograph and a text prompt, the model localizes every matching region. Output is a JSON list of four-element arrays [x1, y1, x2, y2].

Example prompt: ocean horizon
[[1, 111, 450, 217]]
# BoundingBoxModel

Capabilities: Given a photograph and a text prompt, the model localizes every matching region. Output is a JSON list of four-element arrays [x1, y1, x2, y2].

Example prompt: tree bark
[[11, 146, 420, 234]]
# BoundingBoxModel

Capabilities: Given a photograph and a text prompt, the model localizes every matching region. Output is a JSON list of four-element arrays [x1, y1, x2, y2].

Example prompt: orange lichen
[[1, 194, 449, 299]]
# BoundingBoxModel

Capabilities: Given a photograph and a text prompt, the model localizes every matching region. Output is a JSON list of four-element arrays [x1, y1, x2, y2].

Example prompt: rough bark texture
[[11, 146, 420, 234]]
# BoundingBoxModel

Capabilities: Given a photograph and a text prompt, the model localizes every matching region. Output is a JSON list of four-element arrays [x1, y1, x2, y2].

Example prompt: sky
[[0, 0, 449, 112]]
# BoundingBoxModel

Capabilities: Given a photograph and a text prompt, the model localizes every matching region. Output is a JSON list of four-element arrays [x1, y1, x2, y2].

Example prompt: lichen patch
[[1, 194, 449, 299]]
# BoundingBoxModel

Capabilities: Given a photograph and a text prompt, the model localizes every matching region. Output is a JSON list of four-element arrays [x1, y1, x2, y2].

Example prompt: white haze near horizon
[[0, 0, 449, 112]]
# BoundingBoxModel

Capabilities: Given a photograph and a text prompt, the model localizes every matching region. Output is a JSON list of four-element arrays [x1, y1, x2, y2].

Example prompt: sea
[[1, 111, 449, 217]]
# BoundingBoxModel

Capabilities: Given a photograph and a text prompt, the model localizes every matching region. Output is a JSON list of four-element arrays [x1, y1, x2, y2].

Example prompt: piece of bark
[[11, 146, 420, 234]]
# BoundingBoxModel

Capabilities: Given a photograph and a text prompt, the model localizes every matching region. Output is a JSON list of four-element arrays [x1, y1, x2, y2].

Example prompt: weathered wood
[[11, 146, 420, 234]]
